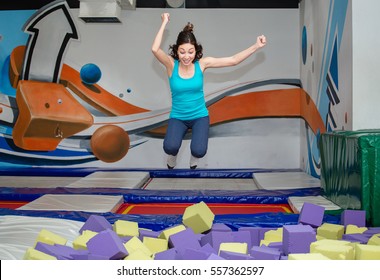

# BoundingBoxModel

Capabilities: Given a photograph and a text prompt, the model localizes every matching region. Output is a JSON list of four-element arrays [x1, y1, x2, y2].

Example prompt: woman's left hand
[[256, 35, 267, 48]]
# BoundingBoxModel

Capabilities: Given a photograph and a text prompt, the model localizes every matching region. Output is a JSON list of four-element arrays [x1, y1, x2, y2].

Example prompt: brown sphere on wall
[[90, 125, 130, 163]]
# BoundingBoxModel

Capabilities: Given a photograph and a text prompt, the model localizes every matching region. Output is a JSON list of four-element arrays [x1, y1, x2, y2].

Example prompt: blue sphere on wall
[[80, 63, 102, 85]]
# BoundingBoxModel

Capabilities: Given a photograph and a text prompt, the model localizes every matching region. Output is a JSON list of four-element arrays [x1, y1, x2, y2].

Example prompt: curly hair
[[169, 22, 203, 62]]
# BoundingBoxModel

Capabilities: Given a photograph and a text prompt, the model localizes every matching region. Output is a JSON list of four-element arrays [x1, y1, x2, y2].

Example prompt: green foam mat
[[320, 129, 380, 226]]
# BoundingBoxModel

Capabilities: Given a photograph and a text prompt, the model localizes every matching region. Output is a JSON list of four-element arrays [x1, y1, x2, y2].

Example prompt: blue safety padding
[[0, 167, 303, 178], [122, 188, 322, 204], [0, 187, 322, 204], [0, 208, 340, 231], [149, 168, 302, 178], [150, 169, 258, 178]]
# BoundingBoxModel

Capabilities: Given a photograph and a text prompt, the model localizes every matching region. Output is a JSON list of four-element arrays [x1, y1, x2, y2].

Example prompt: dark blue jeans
[[163, 116, 209, 158]]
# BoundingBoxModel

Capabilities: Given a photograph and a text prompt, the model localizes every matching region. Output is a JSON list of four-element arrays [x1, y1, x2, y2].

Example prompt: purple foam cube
[[219, 250, 254, 260], [250, 246, 282, 260], [342, 233, 370, 244], [195, 233, 204, 242], [238, 227, 261, 247], [200, 231, 234, 251], [87, 253, 109, 260], [154, 248, 181, 260], [79, 215, 112, 234], [211, 223, 232, 232], [298, 202, 325, 227], [201, 243, 217, 255], [54, 244, 79, 257], [267, 242, 283, 251], [35, 242, 73, 260], [70, 250, 91, 260], [207, 253, 225, 260], [86, 229, 128, 260], [364, 228, 380, 236], [341, 210, 366, 227], [139, 229, 160, 241], [282, 224, 316, 255], [169, 228, 201, 254], [231, 231, 252, 250], [182, 248, 210, 260], [71, 250, 108, 260]]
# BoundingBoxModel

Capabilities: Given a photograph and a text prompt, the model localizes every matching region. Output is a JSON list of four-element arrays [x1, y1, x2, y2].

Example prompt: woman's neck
[[178, 62, 194, 78], [179, 62, 193, 70]]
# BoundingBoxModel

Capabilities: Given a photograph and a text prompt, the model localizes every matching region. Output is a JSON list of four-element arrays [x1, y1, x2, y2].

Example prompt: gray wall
[[65, 8, 301, 169], [352, 0, 380, 130]]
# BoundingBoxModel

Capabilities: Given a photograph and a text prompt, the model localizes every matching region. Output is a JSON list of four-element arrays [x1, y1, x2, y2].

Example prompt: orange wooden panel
[[208, 88, 325, 135], [12, 80, 93, 151], [9, 45, 25, 88]]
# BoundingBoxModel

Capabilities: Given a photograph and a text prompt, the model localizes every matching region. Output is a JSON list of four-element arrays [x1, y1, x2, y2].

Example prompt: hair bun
[[183, 22, 194, 33]]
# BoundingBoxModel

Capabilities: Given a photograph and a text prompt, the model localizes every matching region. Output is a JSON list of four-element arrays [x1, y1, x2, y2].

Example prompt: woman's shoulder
[[198, 57, 211, 72]]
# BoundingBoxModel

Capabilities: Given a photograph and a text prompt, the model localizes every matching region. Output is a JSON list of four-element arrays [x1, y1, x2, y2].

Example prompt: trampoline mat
[[288, 195, 341, 214], [0, 171, 150, 189], [144, 178, 258, 190], [17, 194, 124, 213], [0, 176, 79, 188], [254, 171, 320, 190], [117, 203, 293, 215], [65, 171, 150, 189]]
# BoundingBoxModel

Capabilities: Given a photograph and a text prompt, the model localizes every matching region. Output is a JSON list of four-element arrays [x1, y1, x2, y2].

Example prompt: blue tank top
[[168, 60, 209, 120]]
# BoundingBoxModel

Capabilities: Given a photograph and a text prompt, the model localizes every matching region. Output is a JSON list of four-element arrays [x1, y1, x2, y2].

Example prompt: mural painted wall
[[0, 0, 321, 170], [299, 0, 352, 177]]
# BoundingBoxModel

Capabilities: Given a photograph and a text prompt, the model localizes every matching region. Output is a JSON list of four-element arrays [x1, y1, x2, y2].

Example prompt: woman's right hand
[[161, 13, 170, 24]]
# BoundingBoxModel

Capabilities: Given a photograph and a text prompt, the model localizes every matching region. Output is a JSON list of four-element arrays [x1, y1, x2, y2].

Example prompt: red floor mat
[[0, 201, 28, 210], [1, 201, 293, 215], [116, 203, 293, 215]]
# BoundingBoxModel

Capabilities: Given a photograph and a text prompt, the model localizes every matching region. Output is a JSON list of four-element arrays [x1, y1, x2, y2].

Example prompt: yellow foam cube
[[124, 236, 152, 257], [182, 201, 215, 234], [35, 229, 67, 246], [219, 242, 248, 255], [355, 244, 380, 260], [316, 235, 326, 241], [23, 248, 57, 260], [310, 244, 354, 260], [345, 224, 368, 234], [263, 228, 283, 242], [288, 253, 330, 260], [143, 237, 168, 254], [124, 249, 153, 260], [317, 223, 345, 240], [158, 225, 186, 240], [113, 220, 139, 237], [72, 230, 97, 250], [310, 239, 352, 251], [367, 234, 380, 246]]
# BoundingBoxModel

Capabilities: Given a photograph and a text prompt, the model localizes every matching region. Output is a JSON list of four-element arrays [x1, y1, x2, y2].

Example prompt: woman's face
[[177, 43, 196, 66]]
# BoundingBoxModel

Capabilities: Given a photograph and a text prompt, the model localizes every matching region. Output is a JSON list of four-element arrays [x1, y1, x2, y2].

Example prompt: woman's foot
[[167, 154, 177, 169], [190, 155, 199, 169]]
